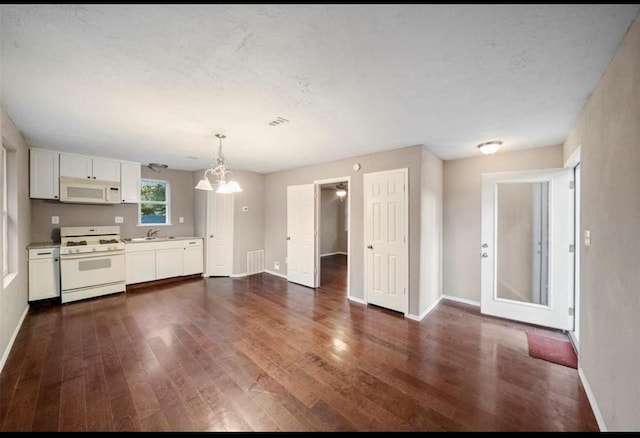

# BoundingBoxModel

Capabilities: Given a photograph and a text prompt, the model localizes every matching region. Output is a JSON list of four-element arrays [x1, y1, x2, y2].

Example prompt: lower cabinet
[[28, 247, 60, 301], [125, 238, 203, 285]]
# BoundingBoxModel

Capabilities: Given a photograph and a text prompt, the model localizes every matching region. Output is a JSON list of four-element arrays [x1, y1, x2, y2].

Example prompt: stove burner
[[66, 240, 88, 246], [99, 239, 120, 244]]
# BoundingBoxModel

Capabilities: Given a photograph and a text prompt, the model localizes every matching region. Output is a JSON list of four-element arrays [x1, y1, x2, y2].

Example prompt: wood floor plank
[[0, 255, 598, 432]]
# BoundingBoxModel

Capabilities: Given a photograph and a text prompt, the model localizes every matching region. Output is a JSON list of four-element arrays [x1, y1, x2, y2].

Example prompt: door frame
[[565, 145, 581, 351], [362, 168, 409, 316], [313, 176, 351, 298]]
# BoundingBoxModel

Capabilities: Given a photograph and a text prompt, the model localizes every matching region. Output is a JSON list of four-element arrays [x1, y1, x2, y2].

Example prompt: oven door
[[60, 251, 125, 291]]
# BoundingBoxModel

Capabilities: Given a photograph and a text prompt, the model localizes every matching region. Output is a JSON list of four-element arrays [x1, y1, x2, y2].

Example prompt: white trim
[[313, 175, 352, 300], [348, 295, 366, 305], [578, 367, 606, 431], [0, 305, 29, 373], [320, 252, 348, 257], [264, 269, 287, 279], [441, 294, 481, 307], [230, 272, 248, 278], [564, 144, 581, 168], [407, 296, 442, 321]]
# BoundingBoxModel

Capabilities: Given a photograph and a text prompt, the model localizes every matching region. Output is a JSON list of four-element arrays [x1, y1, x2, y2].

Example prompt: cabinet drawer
[[182, 239, 203, 247], [29, 248, 60, 260]]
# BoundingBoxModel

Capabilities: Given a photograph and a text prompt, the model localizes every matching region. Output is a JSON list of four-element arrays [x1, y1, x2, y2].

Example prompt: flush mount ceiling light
[[477, 140, 503, 155], [194, 134, 242, 193], [336, 182, 347, 199], [147, 163, 168, 172]]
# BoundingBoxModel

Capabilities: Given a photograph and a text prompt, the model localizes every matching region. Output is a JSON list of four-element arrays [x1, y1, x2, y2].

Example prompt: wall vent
[[268, 116, 289, 126], [247, 249, 265, 275]]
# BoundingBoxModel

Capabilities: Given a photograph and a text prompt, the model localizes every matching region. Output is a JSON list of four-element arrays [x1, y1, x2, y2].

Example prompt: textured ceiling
[[1, 4, 639, 173]]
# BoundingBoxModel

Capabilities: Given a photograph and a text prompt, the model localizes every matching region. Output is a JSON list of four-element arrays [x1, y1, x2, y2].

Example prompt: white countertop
[[122, 236, 203, 244]]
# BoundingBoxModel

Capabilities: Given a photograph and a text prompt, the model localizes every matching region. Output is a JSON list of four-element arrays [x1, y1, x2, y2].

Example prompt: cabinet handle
[[54, 195, 58, 199], [54, 258, 59, 262], [93, 176, 96, 179], [367, 245, 373, 249], [87, 176, 91, 179]]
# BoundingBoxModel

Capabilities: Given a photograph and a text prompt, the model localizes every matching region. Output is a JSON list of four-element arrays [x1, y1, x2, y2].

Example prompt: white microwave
[[59, 176, 121, 204]]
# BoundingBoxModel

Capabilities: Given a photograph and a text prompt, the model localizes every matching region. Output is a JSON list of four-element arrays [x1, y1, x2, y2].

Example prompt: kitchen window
[[139, 179, 171, 225]]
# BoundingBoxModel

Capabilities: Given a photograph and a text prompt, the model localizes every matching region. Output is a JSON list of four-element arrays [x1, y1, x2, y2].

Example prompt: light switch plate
[[274, 261, 280, 270], [115, 216, 124, 224], [179, 217, 184, 223], [51, 216, 59, 224], [584, 229, 591, 247]]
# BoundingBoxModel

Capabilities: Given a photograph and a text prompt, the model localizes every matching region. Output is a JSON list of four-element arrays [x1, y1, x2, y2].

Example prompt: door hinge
[[569, 307, 574, 316], [314, 190, 317, 198], [569, 180, 575, 189], [404, 287, 406, 295], [314, 230, 317, 236], [569, 244, 575, 253], [315, 267, 317, 274]]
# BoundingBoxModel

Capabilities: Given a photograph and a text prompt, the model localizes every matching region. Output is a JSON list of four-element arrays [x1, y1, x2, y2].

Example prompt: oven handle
[[60, 250, 125, 260]]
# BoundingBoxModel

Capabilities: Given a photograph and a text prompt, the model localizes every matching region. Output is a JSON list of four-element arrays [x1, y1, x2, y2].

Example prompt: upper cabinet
[[60, 152, 121, 182], [29, 148, 141, 203], [30, 148, 60, 200], [120, 161, 141, 204]]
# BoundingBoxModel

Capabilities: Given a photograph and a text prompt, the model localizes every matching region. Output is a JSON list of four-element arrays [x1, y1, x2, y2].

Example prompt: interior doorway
[[314, 177, 350, 296]]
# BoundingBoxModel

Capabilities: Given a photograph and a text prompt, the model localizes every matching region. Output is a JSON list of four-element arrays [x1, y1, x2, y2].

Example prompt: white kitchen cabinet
[[28, 247, 60, 301], [182, 239, 204, 275], [29, 148, 60, 200], [60, 152, 121, 182], [125, 250, 156, 285], [125, 238, 203, 285], [120, 161, 141, 203], [156, 247, 184, 279]]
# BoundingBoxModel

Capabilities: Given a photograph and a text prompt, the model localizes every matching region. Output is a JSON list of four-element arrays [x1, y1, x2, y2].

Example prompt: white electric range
[[59, 225, 126, 303]]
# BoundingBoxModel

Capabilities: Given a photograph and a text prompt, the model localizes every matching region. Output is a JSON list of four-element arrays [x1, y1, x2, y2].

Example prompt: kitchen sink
[[124, 236, 176, 242]]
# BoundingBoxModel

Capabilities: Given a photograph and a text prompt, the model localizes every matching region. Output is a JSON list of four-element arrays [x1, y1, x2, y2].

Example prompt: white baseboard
[[320, 252, 348, 257], [407, 296, 443, 321], [441, 294, 481, 307], [578, 367, 606, 431], [347, 295, 366, 305], [230, 273, 248, 278], [0, 304, 29, 373], [264, 269, 287, 280]]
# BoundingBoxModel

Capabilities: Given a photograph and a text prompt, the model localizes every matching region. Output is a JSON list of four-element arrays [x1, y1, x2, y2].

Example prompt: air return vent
[[268, 116, 289, 126], [247, 249, 265, 275]]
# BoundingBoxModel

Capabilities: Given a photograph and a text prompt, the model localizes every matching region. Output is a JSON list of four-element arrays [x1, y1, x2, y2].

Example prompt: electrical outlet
[[179, 217, 184, 223], [51, 216, 59, 224], [115, 216, 123, 224], [584, 229, 591, 247], [274, 261, 280, 270]]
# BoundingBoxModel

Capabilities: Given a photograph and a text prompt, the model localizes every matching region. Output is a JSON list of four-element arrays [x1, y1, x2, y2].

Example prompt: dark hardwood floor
[[0, 254, 598, 431]]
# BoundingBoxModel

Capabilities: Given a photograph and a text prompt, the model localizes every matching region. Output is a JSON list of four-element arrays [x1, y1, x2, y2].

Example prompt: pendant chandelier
[[194, 133, 242, 193], [336, 182, 347, 199]]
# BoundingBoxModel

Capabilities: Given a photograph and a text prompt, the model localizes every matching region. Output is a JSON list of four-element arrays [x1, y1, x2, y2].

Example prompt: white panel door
[[287, 184, 317, 288], [364, 169, 407, 313], [481, 168, 574, 330], [205, 191, 234, 276]]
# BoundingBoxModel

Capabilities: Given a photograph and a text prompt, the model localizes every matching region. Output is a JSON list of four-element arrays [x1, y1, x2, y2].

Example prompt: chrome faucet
[[147, 229, 159, 238]]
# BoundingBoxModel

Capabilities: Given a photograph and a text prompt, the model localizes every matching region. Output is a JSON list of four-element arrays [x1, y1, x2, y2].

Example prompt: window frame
[[138, 178, 172, 226]]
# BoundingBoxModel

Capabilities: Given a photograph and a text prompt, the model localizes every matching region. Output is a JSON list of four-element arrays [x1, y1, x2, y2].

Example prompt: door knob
[[286, 237, 291, 240], [367, 245, 373, 249], [482, 253, 488, 258], [482, 243, 488, 248], [209, 234, 214, 238]]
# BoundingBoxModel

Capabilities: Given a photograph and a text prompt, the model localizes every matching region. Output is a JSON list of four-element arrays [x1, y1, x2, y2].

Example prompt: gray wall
[[419, 148, 443, 316], [320, 188, 348, 255], [442, 144, 563, 303], [0, 109, 31, 369], [563, 19, 640, 432], [264, 145, 423, 316], [30, 165, 195, 242]]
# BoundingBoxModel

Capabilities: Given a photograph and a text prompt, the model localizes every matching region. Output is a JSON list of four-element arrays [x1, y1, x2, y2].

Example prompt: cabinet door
[[92, 158, 121, 182], [125, 250, 156, 284], [29, 148, 59, 200], [183, 241, 204, 275], [156, 248, 183, 279], [29, 258, 60, 301], [120, 162, 141, 203], [60, 153, 92, 179]]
